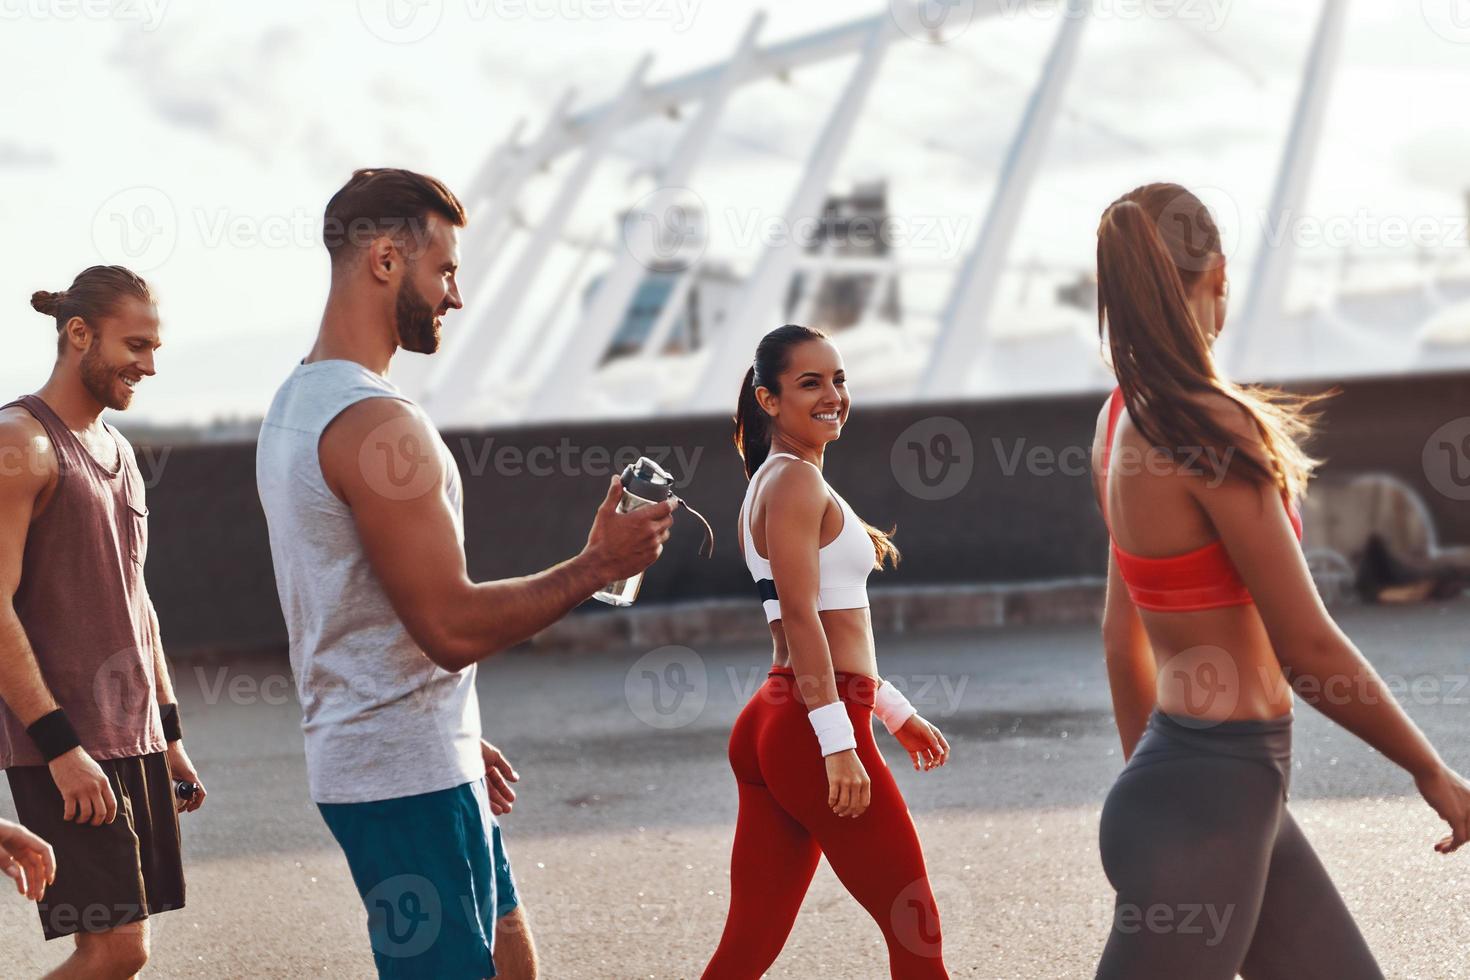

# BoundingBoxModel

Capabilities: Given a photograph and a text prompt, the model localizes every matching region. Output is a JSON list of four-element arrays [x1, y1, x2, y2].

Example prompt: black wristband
[[160, 702, 183, 743], [26, 709, 81, 763]]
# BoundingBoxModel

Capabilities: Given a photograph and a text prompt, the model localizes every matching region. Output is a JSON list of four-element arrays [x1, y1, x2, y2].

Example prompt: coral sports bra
[[1102, 387, 1302, 612], [741, 452, 874, 623]]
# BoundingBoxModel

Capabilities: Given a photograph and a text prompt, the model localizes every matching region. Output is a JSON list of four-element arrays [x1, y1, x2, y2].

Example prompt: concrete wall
[[139, 370, 1470, 656]]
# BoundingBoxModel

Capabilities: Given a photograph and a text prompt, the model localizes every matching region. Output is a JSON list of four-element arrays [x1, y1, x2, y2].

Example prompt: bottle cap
[[621, 456, 675, 503]]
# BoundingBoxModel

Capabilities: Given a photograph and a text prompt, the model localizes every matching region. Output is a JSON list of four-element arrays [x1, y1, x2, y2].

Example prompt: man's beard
[[80, 340, 128, 411], [396, 276, 441, 355]]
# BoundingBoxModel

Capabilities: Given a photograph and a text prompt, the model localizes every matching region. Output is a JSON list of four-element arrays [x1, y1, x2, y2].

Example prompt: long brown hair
[[1096, 183, 1327, 501], [733, 324, 900, 569], [31, 265, 154, 355]]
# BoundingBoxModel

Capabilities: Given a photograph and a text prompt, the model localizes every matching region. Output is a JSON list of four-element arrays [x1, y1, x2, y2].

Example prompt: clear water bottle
[[593, 456, 677, 607]]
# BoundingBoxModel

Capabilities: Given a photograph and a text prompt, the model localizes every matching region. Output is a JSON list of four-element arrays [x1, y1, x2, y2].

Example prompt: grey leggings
[[1096, 709, 1384, 979]]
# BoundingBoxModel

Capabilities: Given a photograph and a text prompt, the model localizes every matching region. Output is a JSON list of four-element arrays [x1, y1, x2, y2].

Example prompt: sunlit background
[[4, 0, 1470, 431]]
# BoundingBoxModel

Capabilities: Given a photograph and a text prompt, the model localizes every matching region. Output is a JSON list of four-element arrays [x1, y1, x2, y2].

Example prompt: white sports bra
[[740, 452, 875, 623]]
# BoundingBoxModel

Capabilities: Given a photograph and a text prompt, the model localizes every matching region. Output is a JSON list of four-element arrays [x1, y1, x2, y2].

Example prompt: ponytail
[[1096, 183, 1326, 501], [732, 323, 901, 570], [733, 364, 770, 479]]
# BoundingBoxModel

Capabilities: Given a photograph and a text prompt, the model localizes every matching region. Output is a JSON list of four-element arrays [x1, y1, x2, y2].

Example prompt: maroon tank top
[[0, 394, 164, 768]]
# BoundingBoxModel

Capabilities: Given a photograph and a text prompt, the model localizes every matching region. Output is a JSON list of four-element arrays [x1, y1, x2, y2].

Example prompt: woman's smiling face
[[758, 337, 850, 447]]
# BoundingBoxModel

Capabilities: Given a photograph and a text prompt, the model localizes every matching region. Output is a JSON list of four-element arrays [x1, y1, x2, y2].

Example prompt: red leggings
[[701, 666, 950, 979]]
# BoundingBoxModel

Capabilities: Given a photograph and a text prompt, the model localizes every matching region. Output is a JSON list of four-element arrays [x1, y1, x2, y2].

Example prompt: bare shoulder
[[318, 396, 443, 504], [0, 406, 55, 489], [758, 456, 827, 518], [322, 394, 426, 442], [761, 455, 826, 496], [0, 404, 44, 436]]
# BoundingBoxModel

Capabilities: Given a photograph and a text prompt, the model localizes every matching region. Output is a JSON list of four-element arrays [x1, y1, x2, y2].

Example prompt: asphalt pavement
[[2, 601, 1467, 978]]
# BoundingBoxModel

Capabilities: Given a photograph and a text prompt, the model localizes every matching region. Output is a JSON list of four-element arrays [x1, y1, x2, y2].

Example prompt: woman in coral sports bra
[[1090, 182, 1470, 979], [701, 324, 952, 980]]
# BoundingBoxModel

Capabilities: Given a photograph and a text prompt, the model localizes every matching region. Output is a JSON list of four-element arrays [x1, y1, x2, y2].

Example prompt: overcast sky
[[4, 0, 1470, 423]]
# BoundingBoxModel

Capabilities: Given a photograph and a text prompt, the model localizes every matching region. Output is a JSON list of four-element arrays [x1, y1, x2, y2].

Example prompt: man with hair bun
[[0, 265, 204, 975]]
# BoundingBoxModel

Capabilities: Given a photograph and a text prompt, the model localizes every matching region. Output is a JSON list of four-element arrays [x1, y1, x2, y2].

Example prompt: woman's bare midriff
[[1140, 603, 1294, 721], [769, 607, 878, 678]]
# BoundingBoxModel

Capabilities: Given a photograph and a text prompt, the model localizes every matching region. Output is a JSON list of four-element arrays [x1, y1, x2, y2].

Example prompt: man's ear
[[61, 316, 92, 353], [367, 237, 397, 284]]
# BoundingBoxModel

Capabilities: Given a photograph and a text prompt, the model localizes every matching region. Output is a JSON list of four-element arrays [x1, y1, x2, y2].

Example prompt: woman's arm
[[1092, 400, 1156, 760], [1189, 401, 1441, 777], [1102, 551, 1155, 760], [1190, 397, 1469, 851], [763, 462, 840, 709], [763, 461, 871, 818]]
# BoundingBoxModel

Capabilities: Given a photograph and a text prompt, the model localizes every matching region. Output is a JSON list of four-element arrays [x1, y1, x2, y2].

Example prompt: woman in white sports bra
[[701, 324, 953, 980]]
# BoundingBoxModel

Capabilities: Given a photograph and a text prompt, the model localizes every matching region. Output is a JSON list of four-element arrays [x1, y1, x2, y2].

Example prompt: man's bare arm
[[0, 412, 62, 727], [0, 411, 117, 825], [317, 398, 673, 672]]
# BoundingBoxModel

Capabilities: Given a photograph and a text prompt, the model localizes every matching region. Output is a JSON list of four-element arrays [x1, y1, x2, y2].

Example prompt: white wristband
[[807, 701, 857, 756], [873, 679, 917, 735]]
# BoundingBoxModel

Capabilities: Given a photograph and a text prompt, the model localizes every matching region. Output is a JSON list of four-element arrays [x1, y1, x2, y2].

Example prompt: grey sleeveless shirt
[[255, 360, 481, 804]]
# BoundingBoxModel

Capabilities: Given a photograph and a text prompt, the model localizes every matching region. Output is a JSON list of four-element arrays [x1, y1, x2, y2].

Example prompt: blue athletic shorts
[[318, 777, 521, 979]]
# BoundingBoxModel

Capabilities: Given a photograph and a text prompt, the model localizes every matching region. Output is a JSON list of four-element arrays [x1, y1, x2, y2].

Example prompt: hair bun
[[30, 290, 64, 317]]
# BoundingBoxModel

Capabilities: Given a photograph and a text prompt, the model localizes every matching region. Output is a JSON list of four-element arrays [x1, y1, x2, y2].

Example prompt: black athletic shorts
[[6, 750, 185, 940]]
